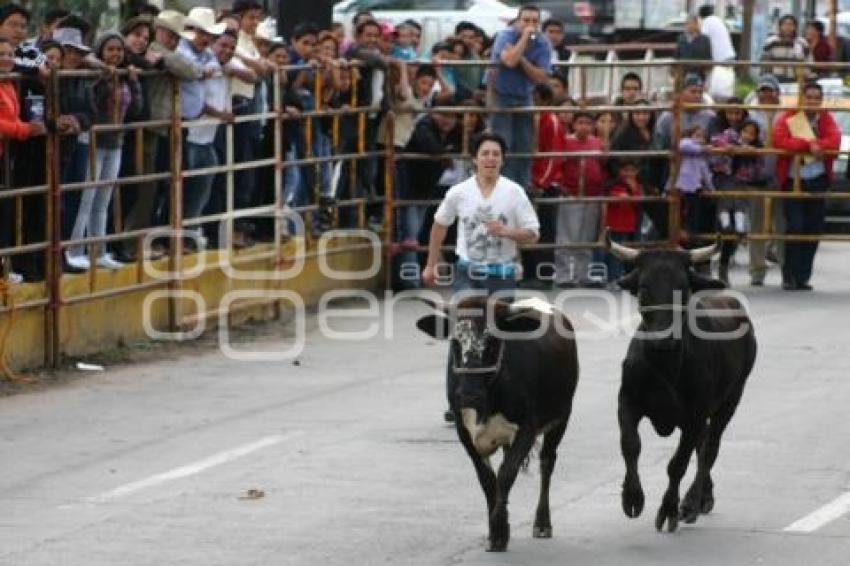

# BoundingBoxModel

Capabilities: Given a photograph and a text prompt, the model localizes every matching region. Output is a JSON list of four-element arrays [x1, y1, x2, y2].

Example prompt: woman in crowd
[[66, 32, 143, 271]]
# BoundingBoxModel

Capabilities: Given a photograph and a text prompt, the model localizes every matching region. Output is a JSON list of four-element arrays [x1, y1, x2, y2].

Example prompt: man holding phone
[[488, 4, 552, 190]]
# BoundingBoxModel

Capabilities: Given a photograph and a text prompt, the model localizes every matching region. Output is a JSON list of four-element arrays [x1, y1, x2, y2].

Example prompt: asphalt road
[[1, 244, 850, 565]]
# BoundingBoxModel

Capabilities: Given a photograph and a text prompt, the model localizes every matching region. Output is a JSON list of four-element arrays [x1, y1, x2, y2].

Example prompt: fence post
[[46, 68, 61, 368], [168, 76, 183, 333], [668, 63, 683, 246], [383, 111, 395, 290]]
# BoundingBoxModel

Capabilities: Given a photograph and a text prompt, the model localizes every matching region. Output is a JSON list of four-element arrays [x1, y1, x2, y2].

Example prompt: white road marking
[[88, 433, 300, 503], [784, 491, 850, 533]]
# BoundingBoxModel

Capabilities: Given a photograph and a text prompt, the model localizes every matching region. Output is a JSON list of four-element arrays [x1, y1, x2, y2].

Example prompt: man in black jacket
[[393, 109, 461, 289]]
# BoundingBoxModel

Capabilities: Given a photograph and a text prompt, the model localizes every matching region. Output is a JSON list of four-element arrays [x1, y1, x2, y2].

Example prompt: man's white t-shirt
[[701, 15, 736, 61], [434, 175, 539, 265]]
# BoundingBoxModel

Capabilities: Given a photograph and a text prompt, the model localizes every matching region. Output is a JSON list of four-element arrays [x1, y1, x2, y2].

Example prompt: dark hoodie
[[88, 31, 143, 149]]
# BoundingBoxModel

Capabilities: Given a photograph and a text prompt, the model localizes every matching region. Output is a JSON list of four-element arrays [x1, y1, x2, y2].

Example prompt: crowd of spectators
[[0, 1, 847, 293]]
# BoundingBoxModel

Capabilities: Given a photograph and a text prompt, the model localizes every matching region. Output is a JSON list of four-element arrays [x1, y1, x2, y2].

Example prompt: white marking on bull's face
[[461, 408, 519, 457], [454, 319, 490, 367]]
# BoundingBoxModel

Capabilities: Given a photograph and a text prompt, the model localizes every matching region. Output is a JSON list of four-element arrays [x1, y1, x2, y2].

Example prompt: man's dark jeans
[[783, 174, 828, 286]]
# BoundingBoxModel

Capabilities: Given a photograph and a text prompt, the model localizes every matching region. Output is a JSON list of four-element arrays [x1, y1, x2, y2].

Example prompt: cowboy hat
[[154, 9, 195, 41], [185, 7, 226, 37]]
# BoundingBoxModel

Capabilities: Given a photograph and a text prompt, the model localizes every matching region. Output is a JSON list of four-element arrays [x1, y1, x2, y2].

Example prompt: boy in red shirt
[[605, 159, 642, 282], [555, 111, 606, 287], [527, 83, 566, 286]]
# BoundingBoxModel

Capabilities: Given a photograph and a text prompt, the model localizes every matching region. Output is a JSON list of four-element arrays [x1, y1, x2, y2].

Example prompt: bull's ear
[[617, 269, 640, 295], [495, 311, 542, 334], [416, 313, 451, 339], [689, 271, 727, 291]]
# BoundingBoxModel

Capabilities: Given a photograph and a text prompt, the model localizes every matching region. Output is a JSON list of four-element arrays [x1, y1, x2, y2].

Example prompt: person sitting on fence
[[673, 124, 715, 252], [605, 159, 643, 284], [555, 111, 606, 288], [0, 35, 46, 284], [66, 32, 143, 272]]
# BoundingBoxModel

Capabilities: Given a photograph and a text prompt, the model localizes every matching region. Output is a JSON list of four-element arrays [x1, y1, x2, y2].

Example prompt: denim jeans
[[783, 174, 827, 286], [69, 146, 122, 257], [489, 91, 533, 189], [183, 141, 218, 233]]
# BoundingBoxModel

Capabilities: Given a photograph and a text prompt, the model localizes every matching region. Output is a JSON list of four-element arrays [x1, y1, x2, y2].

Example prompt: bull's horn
[[608, 235, 640, 262], [687, 241, 719, 263], [415, 296, 448, 312]]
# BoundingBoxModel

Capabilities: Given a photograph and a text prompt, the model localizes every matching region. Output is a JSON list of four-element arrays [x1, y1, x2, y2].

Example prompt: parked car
[[333, 0, 527, 54]]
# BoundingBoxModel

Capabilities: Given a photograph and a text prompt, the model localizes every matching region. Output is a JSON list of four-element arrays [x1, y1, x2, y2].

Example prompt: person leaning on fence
[[744, 74, 784, 285], [773, 81, 841, 292], [605, 159, 643, 284], [0, 35, 46, 284], [555, 111, 607, 288], [651, 72, 715, 237], [118, 10, 206, 262], [66, 32, 143, 272], [177, 8, 228, 253], [522, 82, 566, 288], [397, 104, 462, 290], [761, 14, 809, 84], [488, 4, 552, 190]]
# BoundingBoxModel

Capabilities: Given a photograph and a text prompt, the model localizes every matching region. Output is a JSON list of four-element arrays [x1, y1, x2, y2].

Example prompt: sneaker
[[6, 271, 23, 284], [96, 253, 124, 270], [718, 211, 731, 231], [65, 253, 91, 271]]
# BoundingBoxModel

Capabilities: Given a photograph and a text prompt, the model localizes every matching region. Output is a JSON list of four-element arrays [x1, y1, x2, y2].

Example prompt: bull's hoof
[[486, 538, 508, 552], [655, 497, 680, 533], [532, 524, 552, 538], [700, 491, 715, 514], [622, 483, 645, 518], [678, 499, 700, 524]]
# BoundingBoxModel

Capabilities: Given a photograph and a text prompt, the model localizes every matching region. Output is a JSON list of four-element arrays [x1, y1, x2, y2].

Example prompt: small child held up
[[391, 22, 418, 61], [674, 124, 715, 246], [605, 159, 643, 282]]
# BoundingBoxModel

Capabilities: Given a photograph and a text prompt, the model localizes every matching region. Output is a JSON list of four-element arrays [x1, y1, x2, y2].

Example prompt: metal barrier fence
[[2, 56, 850, 372]]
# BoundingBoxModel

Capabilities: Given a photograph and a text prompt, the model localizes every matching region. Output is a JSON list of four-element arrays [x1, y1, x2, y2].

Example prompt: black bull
[[609, 238, 758, 532], [416, 297, 579, 552]]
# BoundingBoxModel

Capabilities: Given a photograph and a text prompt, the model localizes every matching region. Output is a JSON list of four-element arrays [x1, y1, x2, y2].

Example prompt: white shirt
[[187, 59, 244, 146], [701, 15, 736, 62], [434, 175, 539, 264], [232, 30, 259, 99]]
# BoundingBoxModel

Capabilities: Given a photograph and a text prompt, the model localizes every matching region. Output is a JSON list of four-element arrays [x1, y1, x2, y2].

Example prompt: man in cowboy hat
[[119, 9, 206, 261], [177, 7, 227, 248]]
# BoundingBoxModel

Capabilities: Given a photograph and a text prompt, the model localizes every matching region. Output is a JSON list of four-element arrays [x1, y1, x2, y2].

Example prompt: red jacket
[[532, 111, 566, 188], [606, 179, 642, 233], [562, 134, 606, 196], [0, 81, 34, 156], [773, 109, 842, 188]]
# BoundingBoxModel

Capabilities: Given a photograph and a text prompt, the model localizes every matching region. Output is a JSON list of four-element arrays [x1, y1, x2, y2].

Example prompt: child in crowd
[[605, 159, 643, 283], [391, 22, 418, 61], [674, 124, 715, 246]]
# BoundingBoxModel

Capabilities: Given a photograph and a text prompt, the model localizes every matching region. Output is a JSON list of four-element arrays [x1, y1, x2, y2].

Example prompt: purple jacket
[[672, 138, 715, 193]]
